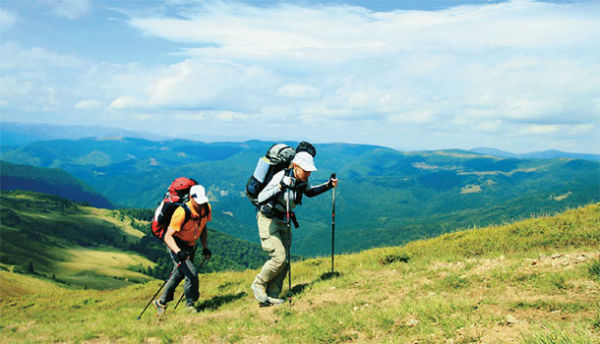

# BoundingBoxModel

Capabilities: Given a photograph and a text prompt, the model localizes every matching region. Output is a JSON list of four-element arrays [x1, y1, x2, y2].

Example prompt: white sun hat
[[292, 151, 317, 171], [190, 184, 208, 204]]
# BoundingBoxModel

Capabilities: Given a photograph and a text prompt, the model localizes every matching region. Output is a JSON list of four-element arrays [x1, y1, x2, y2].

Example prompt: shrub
[[380, 253, 410, 265], [442, 273, 469, 289], [588, 258, 600, 282]]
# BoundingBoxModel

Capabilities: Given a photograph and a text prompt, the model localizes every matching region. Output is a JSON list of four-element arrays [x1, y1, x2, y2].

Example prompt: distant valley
[[2, 132, 598, 257]]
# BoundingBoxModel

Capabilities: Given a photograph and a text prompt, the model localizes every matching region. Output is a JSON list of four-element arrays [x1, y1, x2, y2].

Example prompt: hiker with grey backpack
[[247, 142, 338, 306]]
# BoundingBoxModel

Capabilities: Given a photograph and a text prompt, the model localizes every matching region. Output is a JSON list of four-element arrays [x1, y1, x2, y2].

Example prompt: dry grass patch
[[59, 248, 155, 279], [83, 207, 145, 238], [0, 270, 64, 297]]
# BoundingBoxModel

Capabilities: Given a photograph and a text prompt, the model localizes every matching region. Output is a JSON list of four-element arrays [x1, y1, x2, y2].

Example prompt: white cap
[[190, 185, 208, 204], [292, 151, 317, 171]]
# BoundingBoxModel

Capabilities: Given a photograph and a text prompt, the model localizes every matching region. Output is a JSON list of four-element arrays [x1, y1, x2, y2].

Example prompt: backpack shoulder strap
[[179, 202, 192, 224], [201, 203, 211, 219]]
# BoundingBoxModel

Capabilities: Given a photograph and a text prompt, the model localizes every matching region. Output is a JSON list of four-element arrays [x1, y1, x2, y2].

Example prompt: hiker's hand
[[280, 175, 295, 189], [328, 176, 338, 188], [176, 250, 189, 262], [202, 248, 212, 260]]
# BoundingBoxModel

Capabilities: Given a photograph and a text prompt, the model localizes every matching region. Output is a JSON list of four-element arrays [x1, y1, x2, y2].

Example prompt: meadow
[[1, 203, 598, 343]]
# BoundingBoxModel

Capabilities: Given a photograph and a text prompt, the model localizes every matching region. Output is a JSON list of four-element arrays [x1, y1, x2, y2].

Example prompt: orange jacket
[[168, 201, 211, 246]]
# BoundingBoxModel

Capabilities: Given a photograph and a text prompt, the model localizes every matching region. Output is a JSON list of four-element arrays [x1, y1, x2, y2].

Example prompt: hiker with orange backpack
[[152, 184, 212, 314], [251, 147, 338, 306]]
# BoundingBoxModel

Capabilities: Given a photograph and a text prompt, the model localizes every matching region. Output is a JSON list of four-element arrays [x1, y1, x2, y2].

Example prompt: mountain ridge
[[471, 146, 600, 162], [2, 121, 598, 161], [2, 138, 598, 257], [0, 160, 114, 208]]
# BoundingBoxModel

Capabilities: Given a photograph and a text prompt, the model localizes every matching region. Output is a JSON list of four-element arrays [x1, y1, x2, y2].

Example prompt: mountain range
[[2, 133, 598, 257], [471, 147, 600, 162]]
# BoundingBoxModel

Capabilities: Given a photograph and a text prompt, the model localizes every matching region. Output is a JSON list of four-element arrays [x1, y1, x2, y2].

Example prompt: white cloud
[[3, 0, 599, 153], [130, 1, 599, 60], [474, 120, 502, 132], [110, 96, 143, 110], [41, 0, 93, 20], [277, 84, 319, 99], [173, 110, 250, 122], [142, 58, 279, 112], [0, 42, 83, 70], [519, 123, 595, 136], [521, 124, 560, 135], [388, 110, 435, 124], [0, 8, 17, 33], [124, 0, 600, 130], [74, 99, 101, 109]]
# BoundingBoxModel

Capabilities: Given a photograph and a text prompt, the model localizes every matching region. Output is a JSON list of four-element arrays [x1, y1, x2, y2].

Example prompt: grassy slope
[[0, 271, 64, 298], [0, 203, 598, 343], [0, 191, 154, 290], [1, 190, 269, 290], [0, 160, 114, 208]]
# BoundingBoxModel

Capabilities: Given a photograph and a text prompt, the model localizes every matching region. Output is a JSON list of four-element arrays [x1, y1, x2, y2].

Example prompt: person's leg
[[252, 214, 287, 302], [181, 257, 199, 306], [158, 249, 185, 305], [266, 227, 291, 298]]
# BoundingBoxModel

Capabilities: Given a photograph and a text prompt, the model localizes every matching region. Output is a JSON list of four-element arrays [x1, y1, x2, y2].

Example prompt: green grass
[[0, 203, 598, 343], [511, 300, 591, 313], [589, 258, 600, 282], [522, 324, 594, 344]]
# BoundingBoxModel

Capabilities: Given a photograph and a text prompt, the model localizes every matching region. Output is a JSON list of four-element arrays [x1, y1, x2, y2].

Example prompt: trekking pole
[[330, 173, 336, 274], [137, 261, 182, 320], [286, 186, 292, 305], [174, 257, 207, 310]]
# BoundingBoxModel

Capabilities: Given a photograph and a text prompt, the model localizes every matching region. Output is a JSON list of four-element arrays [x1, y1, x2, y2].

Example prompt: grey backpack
[[245, 143, 296, 206]]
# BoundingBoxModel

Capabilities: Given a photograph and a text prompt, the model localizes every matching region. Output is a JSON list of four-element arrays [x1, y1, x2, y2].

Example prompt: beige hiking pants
[[254, 212, 291, 298]]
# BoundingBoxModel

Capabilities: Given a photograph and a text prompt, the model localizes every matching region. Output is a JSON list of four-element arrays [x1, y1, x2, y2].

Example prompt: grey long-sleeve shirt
[[257, 169, 331, 214]]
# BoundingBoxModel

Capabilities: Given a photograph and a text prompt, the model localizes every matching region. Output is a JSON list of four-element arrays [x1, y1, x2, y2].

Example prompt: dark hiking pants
[[159, 246, 198, 306]]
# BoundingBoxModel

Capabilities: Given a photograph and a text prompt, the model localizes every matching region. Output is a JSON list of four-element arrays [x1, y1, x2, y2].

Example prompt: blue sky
[[1, 0, 599, 153]]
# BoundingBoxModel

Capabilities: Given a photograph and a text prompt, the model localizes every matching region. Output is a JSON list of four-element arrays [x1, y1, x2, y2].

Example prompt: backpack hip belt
[[260, 207, 299, 228]]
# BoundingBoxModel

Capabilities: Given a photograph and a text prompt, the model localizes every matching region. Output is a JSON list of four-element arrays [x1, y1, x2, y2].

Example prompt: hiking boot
[[153, 300, 167, 316], [185, 304, 198, 313], [267, 297, 285, 306], [251, 281, 268, 303]]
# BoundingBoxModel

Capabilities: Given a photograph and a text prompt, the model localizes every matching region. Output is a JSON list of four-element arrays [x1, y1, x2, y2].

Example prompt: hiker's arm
[[200, 225, 208, 250], [257, 171, 285, 204], [304, 177, 337, 197], [163, 227, 181, 253], [200, 228, 211, 260]]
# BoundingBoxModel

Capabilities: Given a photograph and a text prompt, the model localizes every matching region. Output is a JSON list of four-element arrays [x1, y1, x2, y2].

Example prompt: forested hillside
[[0, 160, 113, 208], [2, 138, 599, 257]]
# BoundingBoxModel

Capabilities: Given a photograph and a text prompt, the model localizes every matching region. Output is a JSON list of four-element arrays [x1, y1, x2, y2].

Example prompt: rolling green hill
[[0, 160, 114, 208], [0, 191, 267, 290], [2, 139, 599, 258], [1, 203, 598, 343]]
